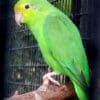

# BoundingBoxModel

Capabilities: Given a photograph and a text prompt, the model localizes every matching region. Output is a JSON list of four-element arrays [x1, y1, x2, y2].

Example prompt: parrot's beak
[[15, 12, 24, 26]]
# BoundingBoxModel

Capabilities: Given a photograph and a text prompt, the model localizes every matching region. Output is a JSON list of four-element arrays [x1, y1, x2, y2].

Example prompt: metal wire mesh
[[5, 0, 89, 97]]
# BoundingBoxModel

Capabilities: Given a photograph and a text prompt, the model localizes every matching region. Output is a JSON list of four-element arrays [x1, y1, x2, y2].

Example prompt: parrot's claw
[[43, 72, 60, 86]]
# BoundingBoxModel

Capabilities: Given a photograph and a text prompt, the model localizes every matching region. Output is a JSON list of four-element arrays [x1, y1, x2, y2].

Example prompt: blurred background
[[0, 0, 100, 100]]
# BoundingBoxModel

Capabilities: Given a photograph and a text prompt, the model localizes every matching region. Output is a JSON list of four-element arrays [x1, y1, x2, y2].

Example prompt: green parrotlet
[[14, 0, 90, 99]]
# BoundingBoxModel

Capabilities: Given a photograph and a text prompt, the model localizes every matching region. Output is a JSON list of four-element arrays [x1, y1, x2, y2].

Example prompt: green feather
[[41, 15, 90, 100]]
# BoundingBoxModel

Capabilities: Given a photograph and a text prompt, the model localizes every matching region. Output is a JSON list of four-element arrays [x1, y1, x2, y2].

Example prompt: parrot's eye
[[25, 5, 30, 9]]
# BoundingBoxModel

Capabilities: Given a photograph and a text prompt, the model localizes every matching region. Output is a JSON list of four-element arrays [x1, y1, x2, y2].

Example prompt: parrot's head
[[14, 0, 49, 26]]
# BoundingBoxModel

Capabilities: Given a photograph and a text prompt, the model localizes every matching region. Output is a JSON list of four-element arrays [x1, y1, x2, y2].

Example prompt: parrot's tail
[[73, 82, 89, 100]]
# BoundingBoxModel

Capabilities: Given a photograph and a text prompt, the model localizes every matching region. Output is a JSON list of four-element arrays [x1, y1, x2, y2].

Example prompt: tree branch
[[5, 79, 76, 100]]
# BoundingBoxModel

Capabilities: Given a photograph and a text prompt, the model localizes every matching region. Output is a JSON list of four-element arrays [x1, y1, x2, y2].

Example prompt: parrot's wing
[[43, 15, 89, 90]]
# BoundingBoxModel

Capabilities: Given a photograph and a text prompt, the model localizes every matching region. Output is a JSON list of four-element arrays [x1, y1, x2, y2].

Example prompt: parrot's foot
[[43, 71, 60, 86]]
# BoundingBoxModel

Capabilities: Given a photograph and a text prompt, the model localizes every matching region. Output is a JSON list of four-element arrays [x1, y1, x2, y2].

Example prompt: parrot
[[14, 0, 90, 100]]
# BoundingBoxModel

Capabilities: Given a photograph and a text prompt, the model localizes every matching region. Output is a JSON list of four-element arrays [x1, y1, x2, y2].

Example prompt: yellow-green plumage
[[14, 0, 90, 99]]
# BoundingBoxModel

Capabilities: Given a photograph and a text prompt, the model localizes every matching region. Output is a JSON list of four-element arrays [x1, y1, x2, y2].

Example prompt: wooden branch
[[5, 79, 76, 100]]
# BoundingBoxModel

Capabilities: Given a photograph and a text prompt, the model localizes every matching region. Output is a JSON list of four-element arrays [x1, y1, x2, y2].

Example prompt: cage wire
[[5, 0, 89, 97]]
